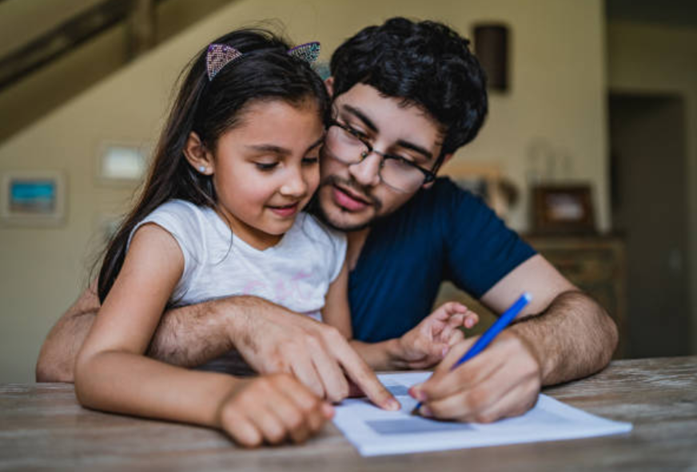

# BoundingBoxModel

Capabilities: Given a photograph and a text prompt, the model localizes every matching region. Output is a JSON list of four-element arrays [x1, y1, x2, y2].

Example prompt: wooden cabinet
[[526, 235, 627, 357], [434, 235, 627, 358]]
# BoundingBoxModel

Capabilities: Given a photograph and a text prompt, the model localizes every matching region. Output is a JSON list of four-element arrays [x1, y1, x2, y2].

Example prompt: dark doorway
[[609, 93, 691, 358]]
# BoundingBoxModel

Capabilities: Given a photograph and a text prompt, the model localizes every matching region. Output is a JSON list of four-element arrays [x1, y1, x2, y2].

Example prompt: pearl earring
[[199, 166, 206, 173]]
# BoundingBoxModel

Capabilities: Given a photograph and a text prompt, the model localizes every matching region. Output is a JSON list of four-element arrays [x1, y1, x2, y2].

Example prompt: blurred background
[[0, 0, 695, 383]]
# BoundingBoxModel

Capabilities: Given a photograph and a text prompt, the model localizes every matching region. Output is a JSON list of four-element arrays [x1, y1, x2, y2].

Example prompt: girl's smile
[[267, 201, 300, 218]]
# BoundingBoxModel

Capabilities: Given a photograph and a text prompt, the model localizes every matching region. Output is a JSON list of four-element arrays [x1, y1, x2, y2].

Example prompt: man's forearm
[[36, 310, 95, 382], [147, 299, 234, 367], [510, 290, 619, 386], [37, 286, 257, 382]]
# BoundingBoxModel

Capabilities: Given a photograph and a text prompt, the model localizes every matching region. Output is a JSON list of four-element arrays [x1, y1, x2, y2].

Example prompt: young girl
[[75, 29, 476, 448]]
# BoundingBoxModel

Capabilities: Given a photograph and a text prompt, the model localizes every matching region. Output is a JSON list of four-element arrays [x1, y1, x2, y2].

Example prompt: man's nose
[[348, 151, 381, 187]]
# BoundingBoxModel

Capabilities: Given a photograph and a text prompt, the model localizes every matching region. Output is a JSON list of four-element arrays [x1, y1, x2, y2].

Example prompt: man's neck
[[346, 228, 371, 271]]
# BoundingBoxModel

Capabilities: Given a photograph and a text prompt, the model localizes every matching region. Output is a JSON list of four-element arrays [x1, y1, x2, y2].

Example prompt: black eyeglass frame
[[327, 120, 438, 188]]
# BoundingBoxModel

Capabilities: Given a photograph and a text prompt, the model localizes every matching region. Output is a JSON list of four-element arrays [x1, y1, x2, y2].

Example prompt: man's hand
[[409, 331, 541, 423], [395, 302, 478, 370], [225, 299, 400, 411]]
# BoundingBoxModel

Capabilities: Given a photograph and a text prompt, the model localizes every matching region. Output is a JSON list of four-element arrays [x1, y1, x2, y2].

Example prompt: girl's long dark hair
[[97, 29, 330, 303]]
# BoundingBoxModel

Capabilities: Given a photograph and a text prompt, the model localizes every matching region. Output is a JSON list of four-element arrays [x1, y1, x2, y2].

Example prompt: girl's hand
[[217, 373, 334, 447], [396, 302, 479, 370]]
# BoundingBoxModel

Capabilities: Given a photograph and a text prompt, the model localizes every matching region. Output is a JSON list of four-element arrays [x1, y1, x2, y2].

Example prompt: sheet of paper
[[332, 372, 632, 456]]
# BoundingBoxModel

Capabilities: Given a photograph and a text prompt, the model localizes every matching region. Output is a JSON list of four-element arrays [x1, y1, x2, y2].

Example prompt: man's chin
[[316, 199, 376, 232]]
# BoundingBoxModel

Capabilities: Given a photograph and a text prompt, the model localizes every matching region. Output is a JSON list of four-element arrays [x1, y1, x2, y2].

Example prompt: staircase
[[0, 0, 236, 144]]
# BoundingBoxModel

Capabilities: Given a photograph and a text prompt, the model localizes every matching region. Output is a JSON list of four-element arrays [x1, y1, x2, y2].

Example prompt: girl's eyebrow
[[305, 136, 324, 153], [246, 144, 290, 156], [245, 135, 324, 156]]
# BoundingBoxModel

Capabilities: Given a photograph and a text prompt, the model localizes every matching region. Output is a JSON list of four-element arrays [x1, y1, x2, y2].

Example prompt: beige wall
[[607, 21, 697, 353], [0, 0, 103, 57], [0, 0, 608, 383]]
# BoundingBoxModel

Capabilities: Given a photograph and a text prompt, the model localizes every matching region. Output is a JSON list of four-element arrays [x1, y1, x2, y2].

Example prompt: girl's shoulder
[[129, 199, 217, 252], [141, 199, 221, 233], [146, 199, 207, 220]]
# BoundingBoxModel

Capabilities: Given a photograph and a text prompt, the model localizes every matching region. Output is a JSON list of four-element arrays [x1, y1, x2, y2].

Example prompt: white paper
[[333, 372, 633, 456]]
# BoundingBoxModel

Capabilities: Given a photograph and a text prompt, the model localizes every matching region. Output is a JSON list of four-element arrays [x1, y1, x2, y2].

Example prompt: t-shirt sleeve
[[127, 200, 205, 303], [441, 179, 536, 298]]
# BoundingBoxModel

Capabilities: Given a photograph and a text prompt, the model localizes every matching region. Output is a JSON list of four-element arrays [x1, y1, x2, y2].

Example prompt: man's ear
[[324, 76, 334, 97], [439, 153, 454, 169], [422, 153, 454, 189], [183, 131, 214, 175]]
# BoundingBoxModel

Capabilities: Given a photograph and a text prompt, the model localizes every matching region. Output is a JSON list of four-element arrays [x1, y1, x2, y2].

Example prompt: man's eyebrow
[[343, 104, 435, 160], [395, 140, 433, 161], [343, 105, 379, 132]]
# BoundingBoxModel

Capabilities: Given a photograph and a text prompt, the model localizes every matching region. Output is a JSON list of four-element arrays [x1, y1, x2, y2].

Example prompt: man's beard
[[311, 175, 383, 232]]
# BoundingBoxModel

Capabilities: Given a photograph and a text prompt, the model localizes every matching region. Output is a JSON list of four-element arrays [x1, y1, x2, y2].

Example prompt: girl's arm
[[322, 261, 401, 370], [75, 224, 332, 446], [322, 263, 478, 371]]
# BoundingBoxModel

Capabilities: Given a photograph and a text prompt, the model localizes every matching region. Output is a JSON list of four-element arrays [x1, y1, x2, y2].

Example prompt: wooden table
[[1, 357, 696, 471]]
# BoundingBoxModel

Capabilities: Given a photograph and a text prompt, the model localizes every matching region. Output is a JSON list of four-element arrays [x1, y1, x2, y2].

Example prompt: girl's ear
[[183, 131, 214, 175], [324, 76, 334, 97]]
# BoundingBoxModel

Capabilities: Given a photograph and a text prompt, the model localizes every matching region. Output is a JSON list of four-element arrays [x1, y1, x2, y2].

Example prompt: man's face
[[316, 83, 446, 232]]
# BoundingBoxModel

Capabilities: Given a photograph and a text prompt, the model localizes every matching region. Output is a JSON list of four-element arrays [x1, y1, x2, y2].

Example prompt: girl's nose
[[279, 166, 308, 198]]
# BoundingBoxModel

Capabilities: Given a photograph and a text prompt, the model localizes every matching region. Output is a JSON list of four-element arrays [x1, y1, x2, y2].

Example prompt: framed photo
[[532, 184, 595, 234], [97, 142, 149, 184], [440, 162, 511, 218], [0, 170, 66, 226]]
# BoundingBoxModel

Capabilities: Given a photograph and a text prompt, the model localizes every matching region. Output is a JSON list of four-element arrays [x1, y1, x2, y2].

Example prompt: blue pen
[[412, 292, 532, 415]]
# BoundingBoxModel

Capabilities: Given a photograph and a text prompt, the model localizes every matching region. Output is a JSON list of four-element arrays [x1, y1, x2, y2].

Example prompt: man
[[37, 18, 617, 422]]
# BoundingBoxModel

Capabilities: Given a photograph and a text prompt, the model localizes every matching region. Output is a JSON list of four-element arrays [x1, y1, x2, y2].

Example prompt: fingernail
[[442, 346, 449, 357], [387, 399, 401, 411], [322, 403, 335, 418], [420, 406, 433, 417], [410, 387, 427, 402]]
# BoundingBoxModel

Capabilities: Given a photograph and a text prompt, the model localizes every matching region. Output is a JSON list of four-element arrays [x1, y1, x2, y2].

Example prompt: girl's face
[[207, 99, 324, 250]]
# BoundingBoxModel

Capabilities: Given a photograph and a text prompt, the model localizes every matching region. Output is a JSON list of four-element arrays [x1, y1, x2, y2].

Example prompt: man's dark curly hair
[[330, 17, 488, 159]]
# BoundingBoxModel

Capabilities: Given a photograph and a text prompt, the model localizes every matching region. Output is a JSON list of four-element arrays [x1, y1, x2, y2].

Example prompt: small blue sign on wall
[[9, 180, 56, 213], [1, 171, 65, 225]]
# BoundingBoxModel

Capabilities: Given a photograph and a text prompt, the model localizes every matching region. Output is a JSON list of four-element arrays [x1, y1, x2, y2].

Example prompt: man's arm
[[36, 281, 237, 382], [36, 281, 399, 411], [483, 254, 618, 386], [412, 254, 618, 422]]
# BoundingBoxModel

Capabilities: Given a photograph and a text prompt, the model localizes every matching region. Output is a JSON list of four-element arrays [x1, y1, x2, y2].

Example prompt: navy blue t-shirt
[[348, 177, 536, 342]]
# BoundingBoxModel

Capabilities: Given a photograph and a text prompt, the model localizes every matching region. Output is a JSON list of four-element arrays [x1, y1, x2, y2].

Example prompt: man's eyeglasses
[[324, 120, 436, 193]]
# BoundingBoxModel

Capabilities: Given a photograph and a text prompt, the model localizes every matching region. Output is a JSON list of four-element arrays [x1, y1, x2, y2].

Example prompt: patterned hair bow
[[287, 42, 321, 64], [206, 44, 242, 80], [206, 41, 321, 81]]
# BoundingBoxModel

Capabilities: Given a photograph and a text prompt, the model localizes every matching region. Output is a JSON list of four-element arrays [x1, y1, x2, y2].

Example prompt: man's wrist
[[508, 325, 546, 381], [211, 296, 252, 349]]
